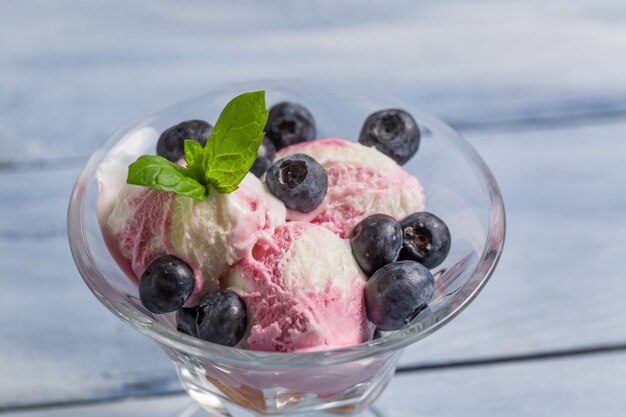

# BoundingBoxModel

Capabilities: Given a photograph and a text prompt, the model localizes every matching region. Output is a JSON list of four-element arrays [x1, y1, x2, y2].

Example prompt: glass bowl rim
[[67, 81, 506, 369]]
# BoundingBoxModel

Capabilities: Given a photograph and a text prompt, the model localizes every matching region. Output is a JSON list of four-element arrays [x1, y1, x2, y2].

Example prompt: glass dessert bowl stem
[[156, 339, 404, 416]]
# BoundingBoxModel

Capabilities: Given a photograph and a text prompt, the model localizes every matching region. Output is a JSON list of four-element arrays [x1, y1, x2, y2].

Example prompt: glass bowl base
[[176, 401, 391, 417]]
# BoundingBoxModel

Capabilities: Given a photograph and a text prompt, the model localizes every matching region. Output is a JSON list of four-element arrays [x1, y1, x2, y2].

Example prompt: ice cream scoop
[[275, 138, 426, 238], [225, 221, 373, 352], [100, 174, 286, 305]]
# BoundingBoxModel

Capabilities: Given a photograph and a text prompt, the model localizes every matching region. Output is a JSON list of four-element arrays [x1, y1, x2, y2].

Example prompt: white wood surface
[[404, 120, 626, 362], [0, 396, 192, 417], [2, 0, 626, 414], [4, 353, 626, 417], [2, 120, 625, 410], [1, 0, 626, 164]]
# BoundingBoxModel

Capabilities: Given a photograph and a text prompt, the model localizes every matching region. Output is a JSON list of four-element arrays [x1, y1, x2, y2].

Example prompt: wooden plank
[[3, 0, 626, 164], [399, 119, 626, 365], [2, 120, 626, 407], [0, 167, 76, 240], [0, 396, 192, 417], [385, 353, 626, 417], [0, 233, 181, 406], [0, 168, 182, 408], [4, 352, 626, 417]]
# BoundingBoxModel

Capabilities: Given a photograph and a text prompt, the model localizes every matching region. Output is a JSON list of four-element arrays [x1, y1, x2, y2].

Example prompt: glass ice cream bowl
[[68, 81, 505, 417]]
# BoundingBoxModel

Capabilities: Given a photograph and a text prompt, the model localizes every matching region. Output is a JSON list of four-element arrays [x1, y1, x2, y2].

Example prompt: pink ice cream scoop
[[275, 138, 426, 238], [100, 174, 286, 305], [225, 222, 374, 352]]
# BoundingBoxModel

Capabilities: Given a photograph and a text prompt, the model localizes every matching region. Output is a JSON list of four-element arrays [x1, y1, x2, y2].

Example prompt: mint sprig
[[183, 139, 206, 183], [126, 91, 269, 200], [204, 91, 268, 193], [127, 155, 207, 199]]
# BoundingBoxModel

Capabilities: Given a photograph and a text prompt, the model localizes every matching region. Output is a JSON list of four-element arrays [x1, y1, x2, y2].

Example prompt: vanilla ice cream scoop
[[100, 174, 286, 305], [225, 222, 373, 352], [275, 138, 426, 238]]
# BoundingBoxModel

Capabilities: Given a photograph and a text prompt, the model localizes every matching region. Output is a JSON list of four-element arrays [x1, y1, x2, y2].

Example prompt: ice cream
[[275, 138, 425, 238], [99, 137, 427, 350], [97, 93, 435, 354], [101, 174, 286, 305], [225, 222, 373, 352]]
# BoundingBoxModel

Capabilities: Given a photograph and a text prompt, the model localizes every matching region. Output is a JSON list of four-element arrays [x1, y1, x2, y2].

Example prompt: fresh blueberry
[[265, 153, 328, 213], [373, 328, 383, 340], [249, 136, 277, 177], [156, 120, 213, 162], [265, 102, 316, 150], [194, 290, 247, 347], [139, 255, 195, 314], [364, 261, 435, 331], [350, 214, 402, 276], [176, 307, 199, 338], [399, 212, 451, 269], [359, 109, 420, 165]]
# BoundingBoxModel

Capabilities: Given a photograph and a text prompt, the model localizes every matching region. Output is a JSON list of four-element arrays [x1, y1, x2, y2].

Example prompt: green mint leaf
[[184, 139, 206, 183], [203, 91, 268, 193], [126, 91, 267, 199], [127, 155, 207, 200]]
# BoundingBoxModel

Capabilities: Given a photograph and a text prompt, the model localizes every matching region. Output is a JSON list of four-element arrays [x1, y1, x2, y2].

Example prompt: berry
[[399, 212, 451, 269], [139, 255, 195, 314], [265, 102, 316, 149], [364, 261, 435, 331], [359, 109, 420, 165], [249, 136, 277, 177], [156, 120, 213, 162], [265, 154, 328, 213], [373, 328, 383, 340], [176, 307, 199, 338], [194, 290, 247, 347], [350, 214, 402, 276]]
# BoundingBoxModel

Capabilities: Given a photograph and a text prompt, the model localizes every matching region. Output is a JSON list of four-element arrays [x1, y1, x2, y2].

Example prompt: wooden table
[[2, 1, 626, 416]]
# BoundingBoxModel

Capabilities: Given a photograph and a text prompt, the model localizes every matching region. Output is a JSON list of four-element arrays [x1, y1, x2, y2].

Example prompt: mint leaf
[[184, 139, 205, 183], [126, 91, 267, 199], [203, 91, 268, 193], [127, 155, 207, 200]]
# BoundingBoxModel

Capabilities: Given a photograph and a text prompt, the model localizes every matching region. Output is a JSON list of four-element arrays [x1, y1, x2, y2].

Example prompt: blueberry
[[176, 307, 199, 338], [156, 120, 213, 162], [359, 109, 420, 165], [265, 154, 328, 213], [399, 212, 451, 269], [249, 136, 277, 177], [373, 328, 383, 340], [139, 255, 195, 314], [193, 290, 247, 347], [364, 261, 435, 331], [265, 102, 316, 150], [350, 214, 402, 276]]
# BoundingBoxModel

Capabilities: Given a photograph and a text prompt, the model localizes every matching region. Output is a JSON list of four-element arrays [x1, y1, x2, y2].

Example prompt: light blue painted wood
[[384, 353, 626, 417], [4, 353, 626, 417], [2, 0, 626, 412], [1, 0, 626, 164], [1, 396, 192, 417], [401, 120, 626, 363], [2, 121, 626, 408]]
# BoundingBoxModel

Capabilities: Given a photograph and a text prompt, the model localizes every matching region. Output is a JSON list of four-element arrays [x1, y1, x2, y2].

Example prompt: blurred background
[[1, 1, 626, 416]]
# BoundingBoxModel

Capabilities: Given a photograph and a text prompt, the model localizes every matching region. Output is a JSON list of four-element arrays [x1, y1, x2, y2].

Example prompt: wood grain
[[2, 120, 625, 408], [4, 352, 626, 417], [2, 0, 626, 412], [400, 119, 626, 364], [1, 0, 626, 164]]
